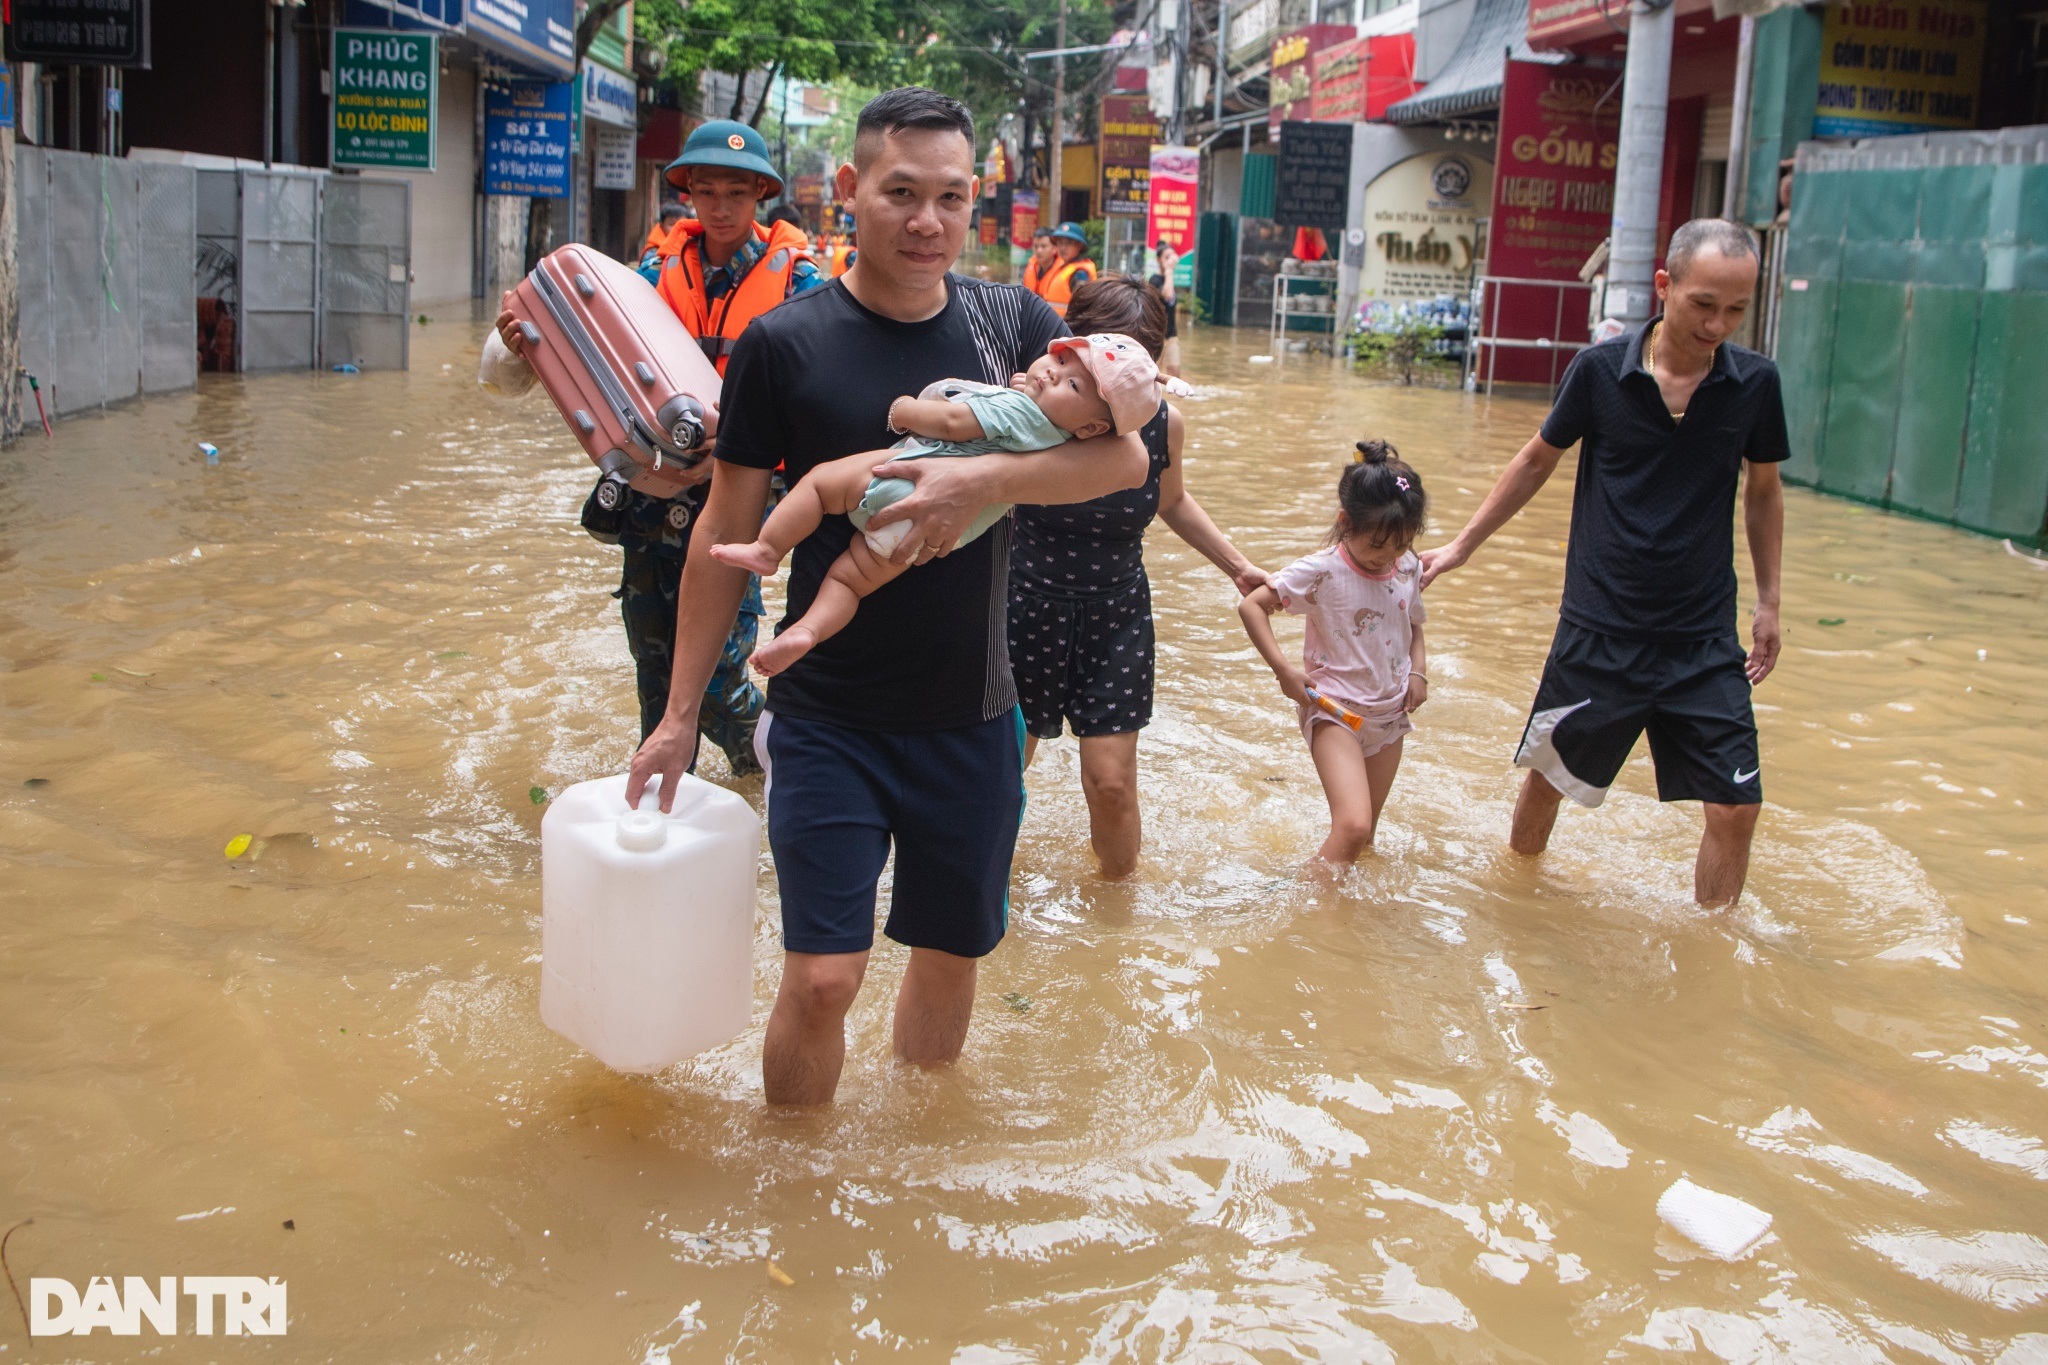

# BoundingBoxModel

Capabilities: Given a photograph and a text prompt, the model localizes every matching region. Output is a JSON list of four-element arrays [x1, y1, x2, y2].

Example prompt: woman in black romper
[[1009, 276, 1268, 877]]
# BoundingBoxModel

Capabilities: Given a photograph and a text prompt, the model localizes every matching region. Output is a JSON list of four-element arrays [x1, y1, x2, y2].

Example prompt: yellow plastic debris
[[766, 1260, 794, 1287], [224, 834, 253, 859]]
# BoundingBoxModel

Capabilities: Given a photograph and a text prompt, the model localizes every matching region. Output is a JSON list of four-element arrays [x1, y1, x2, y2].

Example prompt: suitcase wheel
[[666, 502, 693, 532], [595, 474, 632, 512]]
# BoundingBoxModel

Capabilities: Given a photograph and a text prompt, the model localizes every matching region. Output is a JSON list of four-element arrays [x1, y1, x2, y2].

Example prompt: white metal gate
[[319, 176, 412, 371], [15, 147, 197, 415], [236, 170, 322, 372]]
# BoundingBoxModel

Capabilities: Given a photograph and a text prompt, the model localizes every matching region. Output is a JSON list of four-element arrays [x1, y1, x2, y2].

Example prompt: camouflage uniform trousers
[[616, 540, 766, 776]]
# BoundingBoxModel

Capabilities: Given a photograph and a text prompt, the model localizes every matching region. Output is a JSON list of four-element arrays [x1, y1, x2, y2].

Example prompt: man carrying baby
[[711, 332, 1171, 675], [626, 87, 1146, 1106]]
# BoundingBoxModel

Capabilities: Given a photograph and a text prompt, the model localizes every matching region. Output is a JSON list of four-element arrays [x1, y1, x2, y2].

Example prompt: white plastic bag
[[477, 328, 536, 399]]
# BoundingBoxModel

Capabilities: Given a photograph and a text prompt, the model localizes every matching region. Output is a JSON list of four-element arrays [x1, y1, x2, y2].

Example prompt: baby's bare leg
[[710, 453, 884, 575], [751, 535, 911, 676]]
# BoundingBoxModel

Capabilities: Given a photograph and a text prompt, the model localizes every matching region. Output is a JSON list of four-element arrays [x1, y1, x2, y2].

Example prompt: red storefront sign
[[1311, 33, 1419, 123], [1482, 59, 1618, 383], [1526, 0, 1612, 49], [1269, 24, 1354, 132], [1146, 145, 1199, 254]]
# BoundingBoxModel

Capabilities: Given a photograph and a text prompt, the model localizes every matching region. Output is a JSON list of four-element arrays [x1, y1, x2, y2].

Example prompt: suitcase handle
[[532, 264, 694, 465]]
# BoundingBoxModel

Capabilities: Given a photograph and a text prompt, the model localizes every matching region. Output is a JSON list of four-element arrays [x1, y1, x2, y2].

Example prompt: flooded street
[[5, 313, 2047, 1362]]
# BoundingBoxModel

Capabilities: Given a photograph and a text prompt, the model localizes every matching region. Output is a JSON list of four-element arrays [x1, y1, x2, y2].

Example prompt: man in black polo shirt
[[626, 88, 1145, 1104], [1422, 219, 1786, 907]]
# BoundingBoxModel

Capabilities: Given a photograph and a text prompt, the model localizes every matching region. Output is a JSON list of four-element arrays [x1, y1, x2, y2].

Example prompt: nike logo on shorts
[[1733, 767, 1759, 784]]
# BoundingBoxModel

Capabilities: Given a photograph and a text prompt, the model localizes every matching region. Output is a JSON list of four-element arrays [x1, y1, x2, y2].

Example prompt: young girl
[[1238, 441, 1429, 865]]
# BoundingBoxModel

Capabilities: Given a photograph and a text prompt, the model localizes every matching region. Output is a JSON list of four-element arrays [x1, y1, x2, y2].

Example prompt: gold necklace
[[1647, 322, 1686, 421]]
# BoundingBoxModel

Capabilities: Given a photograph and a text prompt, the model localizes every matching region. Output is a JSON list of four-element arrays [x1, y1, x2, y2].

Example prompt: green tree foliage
[[635, 0, 1125, 151]]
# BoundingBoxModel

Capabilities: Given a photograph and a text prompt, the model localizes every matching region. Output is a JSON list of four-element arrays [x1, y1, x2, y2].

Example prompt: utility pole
[[1602, 0, 1674, 327], [1050, 0, 1066, 224], [1167, 0, 1188, 146], [1214, 0, 1230, 130]]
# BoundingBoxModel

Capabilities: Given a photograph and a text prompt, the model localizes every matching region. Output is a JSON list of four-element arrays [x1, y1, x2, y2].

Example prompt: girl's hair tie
[[1396, 476, 1410, 491]]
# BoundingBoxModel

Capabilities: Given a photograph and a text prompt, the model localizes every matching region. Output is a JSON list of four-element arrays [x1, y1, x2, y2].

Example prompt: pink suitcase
[[505, 244, 721, 505]]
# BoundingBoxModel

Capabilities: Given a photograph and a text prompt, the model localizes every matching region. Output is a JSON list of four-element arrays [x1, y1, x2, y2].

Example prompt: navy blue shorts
[[754, 708, 1026, 958], [1515, 620, 1761, 808]]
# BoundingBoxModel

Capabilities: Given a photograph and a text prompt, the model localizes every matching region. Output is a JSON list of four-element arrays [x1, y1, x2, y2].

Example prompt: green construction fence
[[1776, 127, 2048, 544]]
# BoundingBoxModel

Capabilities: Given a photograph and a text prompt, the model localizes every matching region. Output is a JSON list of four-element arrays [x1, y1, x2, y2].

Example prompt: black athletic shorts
[[755, 708, 1025, 958], [1514, 620, 1761, 807]]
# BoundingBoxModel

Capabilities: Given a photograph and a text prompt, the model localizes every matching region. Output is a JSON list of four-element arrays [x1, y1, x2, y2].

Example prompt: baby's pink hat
[[1048, 332, 1190, 435]]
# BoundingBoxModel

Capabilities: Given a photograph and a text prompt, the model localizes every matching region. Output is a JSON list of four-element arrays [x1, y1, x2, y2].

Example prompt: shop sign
[[1275, 120, 1351, 233], [593, 124, 636, 190], [1100, 94, 1161, 218], [1228, 0, 1278, 64], [980, 183, 1012, 246], [582, 61, 637, 129], [1814, 0, 1985, 138], [1146, 145, 1200, 255], [1311, 39, 1368, 123], [469, 0, 576, 77], [1010, 189, 1040, 249], [0, 71, 12, 130], [332, 30, 438, 172], [485, 80, 574, 198], [1269, 25, 1353, 132], [6, 0, 150, 67], [1526, 0, 1608, 51], [794, 174, 826, 207], [1361, 151, 1492, 302], [1489, 59, 1617, 280]]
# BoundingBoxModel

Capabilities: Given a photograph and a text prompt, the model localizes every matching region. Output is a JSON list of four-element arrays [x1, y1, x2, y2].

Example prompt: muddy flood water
[[4, 314, 2047, 1363]]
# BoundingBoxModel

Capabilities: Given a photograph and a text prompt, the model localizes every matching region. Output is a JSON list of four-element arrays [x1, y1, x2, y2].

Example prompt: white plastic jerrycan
[[540, 772, 759, 1074]]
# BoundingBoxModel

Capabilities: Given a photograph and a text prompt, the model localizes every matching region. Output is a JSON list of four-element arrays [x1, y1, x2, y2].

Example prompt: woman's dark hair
[[1061, 274, 1169, 359], [1328, 439, 1428, 549]]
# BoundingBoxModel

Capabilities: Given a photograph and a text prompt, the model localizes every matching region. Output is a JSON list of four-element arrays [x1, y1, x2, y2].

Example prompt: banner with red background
[[1269, 25, 1355, 132], [1146, 145, 1199, 255], [1482, 59, 1617, 384], [1310, 34, 1420, 123]]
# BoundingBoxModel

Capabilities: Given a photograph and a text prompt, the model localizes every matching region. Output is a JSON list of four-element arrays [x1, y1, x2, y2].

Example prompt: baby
[[713, 333, 1172, 675]]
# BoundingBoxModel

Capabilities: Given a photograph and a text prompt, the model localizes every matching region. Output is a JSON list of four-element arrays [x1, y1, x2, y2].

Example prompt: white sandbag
[[477, 328, 537, 399], [1657, 1178, 1773, 1260]]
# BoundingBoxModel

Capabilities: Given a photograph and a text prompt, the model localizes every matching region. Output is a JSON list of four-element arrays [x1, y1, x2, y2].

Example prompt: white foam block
[[1656, 1178, 1773, 1260]]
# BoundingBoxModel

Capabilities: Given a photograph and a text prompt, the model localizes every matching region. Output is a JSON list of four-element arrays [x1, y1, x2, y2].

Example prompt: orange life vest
[[1038, 256, 1097, 315], [1021, 254, 1050, 295], [829, 241, 855, 277], [654, 218, 812, 375]]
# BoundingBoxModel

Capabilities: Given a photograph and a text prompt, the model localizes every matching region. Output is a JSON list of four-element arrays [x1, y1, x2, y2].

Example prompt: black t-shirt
[[714, 276, 1067, 731], [1538, 320, 1789, 642]]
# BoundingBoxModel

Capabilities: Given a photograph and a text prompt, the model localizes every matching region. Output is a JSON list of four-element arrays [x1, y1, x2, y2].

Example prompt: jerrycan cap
[[616, 808, 667, 853]]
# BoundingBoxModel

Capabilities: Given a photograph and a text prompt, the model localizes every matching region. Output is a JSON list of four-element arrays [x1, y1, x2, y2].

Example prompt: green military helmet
[[665, 120, 783, 197], [1049, 220, 1089, 245]]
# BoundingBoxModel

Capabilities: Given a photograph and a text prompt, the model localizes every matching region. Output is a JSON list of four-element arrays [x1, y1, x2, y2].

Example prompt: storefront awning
[[1382, 0, 1563, 125]]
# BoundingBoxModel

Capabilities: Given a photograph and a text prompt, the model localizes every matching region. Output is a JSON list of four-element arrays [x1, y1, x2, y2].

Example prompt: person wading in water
[[626, 88, 1146, 1105], [1421, 219, 1787, 907]]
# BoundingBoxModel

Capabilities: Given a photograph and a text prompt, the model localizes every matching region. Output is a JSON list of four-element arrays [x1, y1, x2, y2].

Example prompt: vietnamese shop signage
[[593, 124, 636, 190], [485, 81, 574, 198], [1362, 151, 1492, 302], [1490, 59, 1617, 280], [1814, 0, 1985, 138], [1010, 188, 1040, 249], [1099, 95, 1161, 218], [1268, 25, 1352, 132], [6, 0, 149, 66], [1146, 145, 1199, 254], [582, 61, 637, 129], [470, 0, 576, 77], [332, 30, 438, 171], [1275, 120, 1351, 234]]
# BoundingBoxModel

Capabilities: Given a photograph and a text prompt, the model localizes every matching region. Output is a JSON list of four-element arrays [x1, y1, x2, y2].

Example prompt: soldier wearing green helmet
[[495, 116, 823, 776]]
